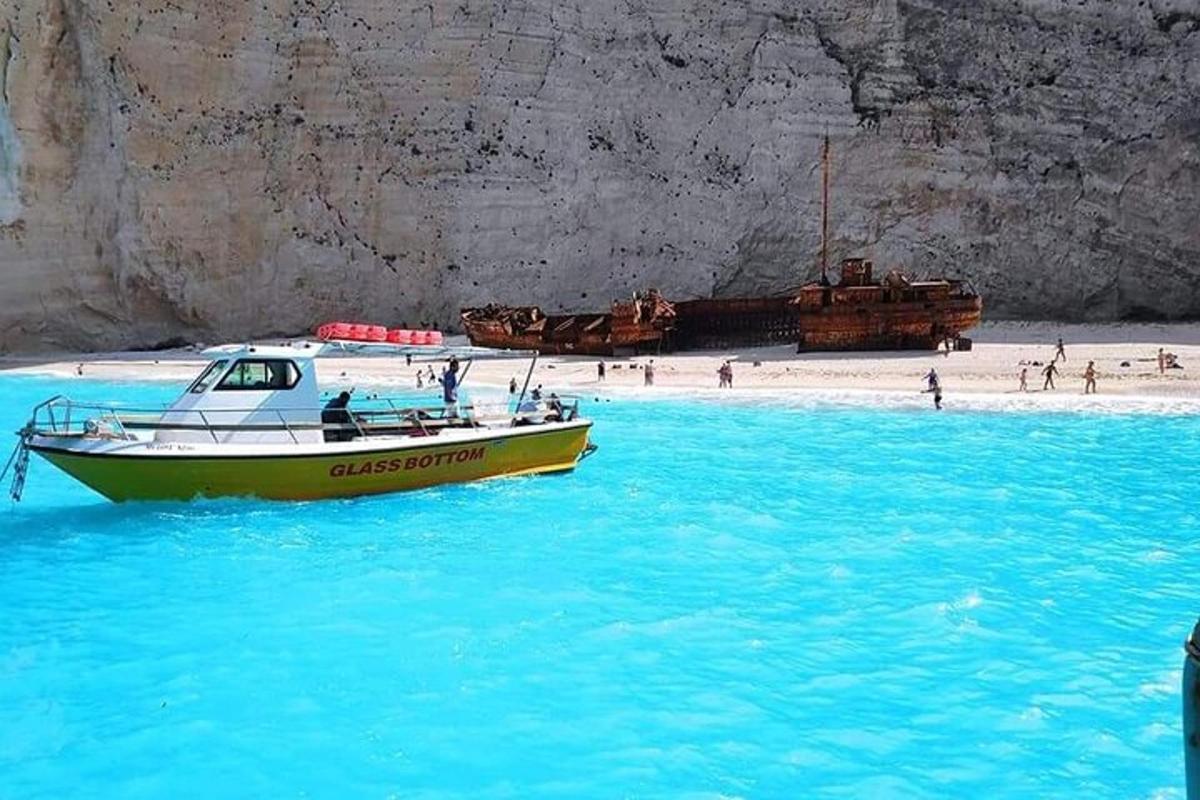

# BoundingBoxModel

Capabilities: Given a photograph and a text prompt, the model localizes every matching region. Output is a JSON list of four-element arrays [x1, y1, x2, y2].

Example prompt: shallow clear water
[[0, 375, 1197, 798]]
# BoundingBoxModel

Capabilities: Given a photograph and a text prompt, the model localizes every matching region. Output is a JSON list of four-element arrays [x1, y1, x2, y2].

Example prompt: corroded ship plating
[[460, 291, 676, 356], [461, 137, 982, 354]]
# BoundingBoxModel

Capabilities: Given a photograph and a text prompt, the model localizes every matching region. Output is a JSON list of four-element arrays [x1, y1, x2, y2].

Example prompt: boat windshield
[[187, 360, 229, 394]]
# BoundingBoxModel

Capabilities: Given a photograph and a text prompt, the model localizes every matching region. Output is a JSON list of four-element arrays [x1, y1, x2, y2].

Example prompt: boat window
[[215, 359, 302, 391], [188, 360, 229, 394]]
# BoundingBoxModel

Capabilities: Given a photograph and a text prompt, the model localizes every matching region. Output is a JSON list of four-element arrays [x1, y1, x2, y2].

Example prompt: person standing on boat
[[439, 359, 460, 417], [1042, 361, 1059, 390], [597, 360, 606, 382], [923, 368, 942, 410], [1083, 360, 1098, 394]]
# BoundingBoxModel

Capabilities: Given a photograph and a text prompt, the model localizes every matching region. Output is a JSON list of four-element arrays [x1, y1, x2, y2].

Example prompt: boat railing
[[26, 395, 584, 442]]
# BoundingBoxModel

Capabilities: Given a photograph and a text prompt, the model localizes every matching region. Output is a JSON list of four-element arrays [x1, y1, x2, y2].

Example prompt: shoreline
[[2, 321, 1197, 415]]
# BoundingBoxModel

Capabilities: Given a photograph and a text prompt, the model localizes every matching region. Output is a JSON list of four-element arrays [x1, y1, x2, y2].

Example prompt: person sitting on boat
[[546, 392, 564, 421], [321, 390, 354, 442], [439, 360, 460, 418], [517, 384, 543, 414]]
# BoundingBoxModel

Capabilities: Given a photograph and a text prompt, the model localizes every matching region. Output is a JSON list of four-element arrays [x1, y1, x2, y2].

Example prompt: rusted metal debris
[[460, 290, 676, 356]]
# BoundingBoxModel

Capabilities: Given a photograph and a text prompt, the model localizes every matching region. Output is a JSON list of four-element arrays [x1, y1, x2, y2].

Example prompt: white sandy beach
[[2, 321, 1198, 413]]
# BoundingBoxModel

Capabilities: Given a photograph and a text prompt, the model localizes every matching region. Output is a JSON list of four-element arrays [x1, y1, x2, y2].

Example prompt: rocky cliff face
[[0, 0, 1197, 351]]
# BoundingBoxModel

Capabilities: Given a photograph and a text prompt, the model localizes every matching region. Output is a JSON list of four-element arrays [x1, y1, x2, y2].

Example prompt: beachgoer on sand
[[1158, 348, 1166, 375], [1042, 361, 1059, 390], [717, 361, 733, 388], [509, 377, 518, 394], [597, 361, 606, 382], [923, 368, 943, 410], [1018, 367, 1028, 392], [644, 360, 655, 387], [1055, 337, 1066, 362], [1084, 360, 1097, 394]]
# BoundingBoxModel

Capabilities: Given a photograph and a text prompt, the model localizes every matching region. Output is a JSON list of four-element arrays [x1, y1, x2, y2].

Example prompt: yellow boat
[[5, 341, 594, 502]]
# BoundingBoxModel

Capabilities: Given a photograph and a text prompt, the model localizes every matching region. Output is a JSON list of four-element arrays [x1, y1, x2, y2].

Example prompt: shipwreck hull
[[460, 294, 674, 356], [461, 263, 982, 354], [670, 296, 983, 351], [461, 320, 661, 356]]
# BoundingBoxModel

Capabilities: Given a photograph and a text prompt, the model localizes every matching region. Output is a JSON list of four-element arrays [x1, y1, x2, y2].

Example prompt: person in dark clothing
[[322, 390, 354, 442], [597, 361, 606, 382], [439, 360, 460, 417], [923, 368, 942, 410], [1042, 361, 1059, 390], [547, 392, 564, 420]]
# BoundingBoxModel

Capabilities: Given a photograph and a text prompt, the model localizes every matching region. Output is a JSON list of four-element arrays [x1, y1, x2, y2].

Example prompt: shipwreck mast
[[820, 133, 831, 285]]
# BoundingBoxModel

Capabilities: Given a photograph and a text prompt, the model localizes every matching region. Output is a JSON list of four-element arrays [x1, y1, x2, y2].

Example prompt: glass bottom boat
[[4, 340, 594, 502]]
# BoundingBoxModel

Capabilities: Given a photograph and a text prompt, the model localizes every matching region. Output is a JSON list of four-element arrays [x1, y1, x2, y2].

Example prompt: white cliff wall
[[0, 0, 1197, 351]]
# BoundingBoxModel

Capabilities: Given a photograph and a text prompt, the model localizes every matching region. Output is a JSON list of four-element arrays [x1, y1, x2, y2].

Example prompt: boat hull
[[30, 423, 592, 502]]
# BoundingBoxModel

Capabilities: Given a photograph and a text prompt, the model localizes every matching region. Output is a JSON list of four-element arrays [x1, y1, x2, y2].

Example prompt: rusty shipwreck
[[459, 291, 676, 356], [460, 137, 982, 355]]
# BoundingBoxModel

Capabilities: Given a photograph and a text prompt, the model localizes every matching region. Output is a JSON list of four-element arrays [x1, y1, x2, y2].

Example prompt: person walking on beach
[[416, 371, 424, 389], [1018, 367, 1028, 392], [509, 376, 518, 395], [1042, 361, 1059, 390], [1158, 347, 1166, 375], [644, 360, 655, 387], [923, 368, 943, 410], [1083, 360, 1097, 394], [1054, 337, 1066, 362], [717, 361, 731, 388], [597, 360, 606, 382], [724, 361, 734, 389]]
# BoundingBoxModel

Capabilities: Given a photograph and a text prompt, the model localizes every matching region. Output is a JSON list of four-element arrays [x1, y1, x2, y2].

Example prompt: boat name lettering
[[329, 447, 486, 478]]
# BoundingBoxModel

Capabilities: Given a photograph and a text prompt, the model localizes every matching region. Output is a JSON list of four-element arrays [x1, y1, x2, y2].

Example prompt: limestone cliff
[[0, 0, 1197, 351]]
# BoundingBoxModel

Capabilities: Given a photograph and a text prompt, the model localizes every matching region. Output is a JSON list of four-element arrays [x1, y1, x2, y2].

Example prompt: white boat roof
[[200, 340, 536, 361]]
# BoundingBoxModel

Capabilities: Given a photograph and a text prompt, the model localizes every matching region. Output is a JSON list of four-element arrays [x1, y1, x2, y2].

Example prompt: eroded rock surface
[[1, 0, 1197, 351]]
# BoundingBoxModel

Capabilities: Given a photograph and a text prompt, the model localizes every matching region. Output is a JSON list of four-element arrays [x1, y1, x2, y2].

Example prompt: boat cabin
[[158, 343, 325, 444]]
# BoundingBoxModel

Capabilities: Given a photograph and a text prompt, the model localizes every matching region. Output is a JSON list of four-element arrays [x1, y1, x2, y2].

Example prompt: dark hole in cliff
[[1121, 305, 1169, 323], [146, 336, 191, 352]]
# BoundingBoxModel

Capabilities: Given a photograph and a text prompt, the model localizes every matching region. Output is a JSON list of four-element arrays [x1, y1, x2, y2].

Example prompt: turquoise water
[[0, 375, 1197, 798]]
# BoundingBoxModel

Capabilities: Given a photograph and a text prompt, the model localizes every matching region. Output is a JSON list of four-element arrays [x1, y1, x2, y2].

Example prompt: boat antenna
[[820, 131, 831, 285]]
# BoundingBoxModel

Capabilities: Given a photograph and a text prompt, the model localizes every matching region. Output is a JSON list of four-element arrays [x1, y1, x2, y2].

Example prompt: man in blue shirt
[[439, 358, 460, 417]]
